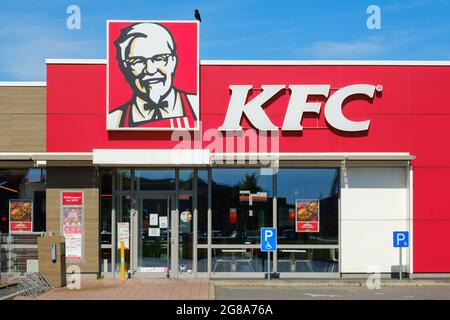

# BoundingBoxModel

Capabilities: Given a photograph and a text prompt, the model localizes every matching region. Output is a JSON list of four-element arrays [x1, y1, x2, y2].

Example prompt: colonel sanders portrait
[[108, 22, 198, 129]]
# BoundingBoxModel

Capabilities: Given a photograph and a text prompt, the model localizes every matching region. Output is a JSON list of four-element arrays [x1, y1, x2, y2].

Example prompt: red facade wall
[[47, 63, 450, 272]]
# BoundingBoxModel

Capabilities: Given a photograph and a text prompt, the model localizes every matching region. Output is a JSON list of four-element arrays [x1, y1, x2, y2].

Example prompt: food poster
[[295, 200, 320, 233], [63, 206, 83, 262], [117, 222, 130, 249], [61, 191, 84, 262], [63, 207, 82, 235], [9, 200, 33, 233]]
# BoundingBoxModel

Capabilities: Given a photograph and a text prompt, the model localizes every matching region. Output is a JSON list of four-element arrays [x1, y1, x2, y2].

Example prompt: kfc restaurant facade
[[1, 20, 450, 279]]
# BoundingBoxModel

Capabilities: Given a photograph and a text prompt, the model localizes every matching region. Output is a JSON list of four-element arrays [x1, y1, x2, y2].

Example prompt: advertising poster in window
[[117, 222, 130, 249], [9, 199, 33, 233], [61, 191, 83, 262], [295, 200, 320, 233]]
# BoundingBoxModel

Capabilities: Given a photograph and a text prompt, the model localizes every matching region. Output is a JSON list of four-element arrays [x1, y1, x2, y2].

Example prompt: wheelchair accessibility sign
[[261, 227, 277, 252]]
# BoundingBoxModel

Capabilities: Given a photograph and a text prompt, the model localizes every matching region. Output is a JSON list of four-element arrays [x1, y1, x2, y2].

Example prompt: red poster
[[62, 206, 83, 262], [62, 192, 83, 205], [63, 207, 82, 235], [295, 200, 320, 233], [62, 191, 84, 262], [9, 200, 33, 233]]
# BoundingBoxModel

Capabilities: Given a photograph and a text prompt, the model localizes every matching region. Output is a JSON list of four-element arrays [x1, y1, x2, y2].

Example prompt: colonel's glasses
[[126, 54, 173, 73]]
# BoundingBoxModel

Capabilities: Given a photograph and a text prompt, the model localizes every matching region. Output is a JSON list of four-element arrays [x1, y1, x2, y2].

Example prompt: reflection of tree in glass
[[236, 173, 263, 192]]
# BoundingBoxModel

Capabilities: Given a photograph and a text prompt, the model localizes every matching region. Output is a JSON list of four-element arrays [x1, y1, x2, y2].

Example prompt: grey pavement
[[215, 285, 450, 300]]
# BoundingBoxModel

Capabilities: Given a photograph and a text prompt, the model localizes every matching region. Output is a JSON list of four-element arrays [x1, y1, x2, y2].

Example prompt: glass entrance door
[[132, 194, 172, 276], [178, 194, 194, 275]]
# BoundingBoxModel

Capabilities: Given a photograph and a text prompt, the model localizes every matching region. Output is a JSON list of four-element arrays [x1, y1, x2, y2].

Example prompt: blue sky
[[0, 0, 450, 80]]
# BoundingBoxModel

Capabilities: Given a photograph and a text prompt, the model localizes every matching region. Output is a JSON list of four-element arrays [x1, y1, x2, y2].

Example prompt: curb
[[211, 279, 450, 289], [209, 281, 216, 300]]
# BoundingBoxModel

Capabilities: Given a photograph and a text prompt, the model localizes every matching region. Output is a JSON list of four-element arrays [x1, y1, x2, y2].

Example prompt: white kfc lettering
[[219, 84, 381, 132], [282, 85, 330, 130], [218, 85, 283, 131]]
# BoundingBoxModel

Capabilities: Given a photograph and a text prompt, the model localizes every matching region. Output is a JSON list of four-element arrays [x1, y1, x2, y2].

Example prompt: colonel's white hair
[[115, 23, 176, 68]]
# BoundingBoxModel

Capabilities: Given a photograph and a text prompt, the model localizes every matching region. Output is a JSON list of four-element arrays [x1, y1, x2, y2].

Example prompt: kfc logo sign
[[219, 84, 382, 132], [107, 21, 199, 130]]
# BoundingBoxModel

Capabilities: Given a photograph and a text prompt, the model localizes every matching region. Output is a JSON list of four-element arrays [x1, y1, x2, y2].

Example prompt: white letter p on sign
[[265, 230, 273, 242]]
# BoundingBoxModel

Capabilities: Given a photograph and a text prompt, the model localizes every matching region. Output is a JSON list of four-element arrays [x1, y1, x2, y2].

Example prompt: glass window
[[135, 169, 175, 191], [0, 168, 46, 233], [179, 169, 193, 191], [116, 169, 131, 191], [212, 248, 269, 272], [100, 168, 112, 195], [115, 195, 131, 272], [179, 194, 193, 273], [197, 248, 208, 272], [277, 249, 339, 272], [197, 169, 208, 244], [100, 197, 112, 245], [100, 169, 112, 244], [100, 248, 112, 273], [276, 168, 339, 245], [212, 168, 273, 244]]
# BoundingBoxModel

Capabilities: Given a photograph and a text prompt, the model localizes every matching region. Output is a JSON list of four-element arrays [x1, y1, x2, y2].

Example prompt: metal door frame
[[176, 191, 196, 278], [130, 191, 176, 278]]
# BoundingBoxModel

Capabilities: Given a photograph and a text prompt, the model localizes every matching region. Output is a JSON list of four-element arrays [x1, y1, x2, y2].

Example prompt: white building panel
[[92, 149, 210, 166], [341, 167, 410, 273], [341, 188, 407, 220], [341, 220, 410, 273]]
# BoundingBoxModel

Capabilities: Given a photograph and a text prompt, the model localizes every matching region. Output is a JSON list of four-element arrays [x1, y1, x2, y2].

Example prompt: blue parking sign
[[393, 231, 409, 248], [261, 227, 277, 252]]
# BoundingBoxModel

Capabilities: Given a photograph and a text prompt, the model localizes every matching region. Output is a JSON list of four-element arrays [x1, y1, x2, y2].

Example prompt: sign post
[[261, 227, 277, 281], [393, 231, 409, 280], [120, 241, 125, 281]]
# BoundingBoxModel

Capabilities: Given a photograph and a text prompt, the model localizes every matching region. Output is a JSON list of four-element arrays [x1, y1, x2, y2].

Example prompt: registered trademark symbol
[[376, 85, 383, 92]]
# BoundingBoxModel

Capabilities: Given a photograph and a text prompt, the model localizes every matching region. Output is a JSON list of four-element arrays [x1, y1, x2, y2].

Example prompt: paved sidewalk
[[14, 278, 209, 300]]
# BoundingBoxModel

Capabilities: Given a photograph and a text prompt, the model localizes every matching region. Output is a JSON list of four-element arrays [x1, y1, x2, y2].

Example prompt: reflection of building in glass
[[0, 168, 46, 233], [211, 171, 273, 244]]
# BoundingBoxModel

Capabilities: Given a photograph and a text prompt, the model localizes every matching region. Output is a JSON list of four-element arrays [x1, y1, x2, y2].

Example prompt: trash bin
[[37, 233, 66, 288]]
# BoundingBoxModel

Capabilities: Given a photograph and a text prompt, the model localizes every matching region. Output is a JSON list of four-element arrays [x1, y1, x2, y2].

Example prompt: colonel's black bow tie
[[143, 100, 169, 120]]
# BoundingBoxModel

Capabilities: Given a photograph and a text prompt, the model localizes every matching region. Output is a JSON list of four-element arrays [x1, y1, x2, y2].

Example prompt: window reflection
[[277, 168, 339, 245], [0, 168, 46, 233], [135, 169, 175, 191], [197, 170, 208, 244], [100, 169, 112, 244], [179, 169, 193, 191], [116, 169, 131, 191], [212, 169, 273, 244]]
